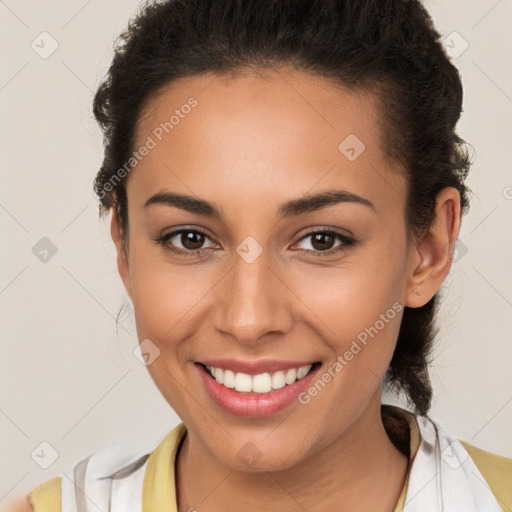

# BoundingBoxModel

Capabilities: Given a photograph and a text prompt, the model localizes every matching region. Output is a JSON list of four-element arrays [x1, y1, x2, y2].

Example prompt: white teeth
[[252, 373, 272, 393], [297, 365, 310, 379], [271, 371, 286, 390], [213, 367, 223, 385], [223, 369, 235, 388], [205, 364, 313, 394], [234, 372, 253, 392], [285, 368, 297, 385]]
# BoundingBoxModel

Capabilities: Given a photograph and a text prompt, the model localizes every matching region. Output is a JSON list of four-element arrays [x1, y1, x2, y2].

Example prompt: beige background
[[1, 0, 511, 503]]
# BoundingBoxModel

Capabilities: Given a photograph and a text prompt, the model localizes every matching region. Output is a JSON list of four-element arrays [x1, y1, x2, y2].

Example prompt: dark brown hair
[[92, 0, 472, 416]]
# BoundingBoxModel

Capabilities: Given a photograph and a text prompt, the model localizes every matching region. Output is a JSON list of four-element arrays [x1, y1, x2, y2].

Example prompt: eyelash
[[154, 228, 358, 258]]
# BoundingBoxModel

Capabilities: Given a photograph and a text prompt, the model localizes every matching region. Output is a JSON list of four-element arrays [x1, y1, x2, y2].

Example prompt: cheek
[[287, 258, 406, 433], [127, 254, 206, 411], [287, 246, 407, 369], [295, 258, 404, 328], [129, 261, 211, 342]]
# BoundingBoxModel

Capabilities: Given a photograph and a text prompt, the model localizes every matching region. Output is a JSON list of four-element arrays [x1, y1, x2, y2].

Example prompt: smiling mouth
[[197, 361, 322, 395]]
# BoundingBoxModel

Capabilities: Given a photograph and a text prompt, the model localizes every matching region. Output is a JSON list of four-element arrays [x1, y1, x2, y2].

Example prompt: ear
[[111, 206, 132, 300], [405, 187, 461, 308]]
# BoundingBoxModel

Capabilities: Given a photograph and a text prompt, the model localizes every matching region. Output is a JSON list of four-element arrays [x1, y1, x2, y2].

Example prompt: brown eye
[[155, 228, 217, 256], [180, 231, 206, 250], [294, 230, 357, 256], [310, 232, 336, 251]]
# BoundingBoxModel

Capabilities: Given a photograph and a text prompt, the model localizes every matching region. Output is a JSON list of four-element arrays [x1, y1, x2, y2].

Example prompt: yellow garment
[[461, 441, 512, 512], [142, 422, 187, 511], [28, 412, 512, 512], [27, 477, 61, 512]]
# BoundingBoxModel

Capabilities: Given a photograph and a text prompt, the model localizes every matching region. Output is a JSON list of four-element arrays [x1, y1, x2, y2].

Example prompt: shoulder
[[10, 424, 186, 512], [0, 477, 62, 512], [460, 440, 512, 512], [24, 435, 160, 512], [0, 494, 34, 512], [26, 476, 61, 512]]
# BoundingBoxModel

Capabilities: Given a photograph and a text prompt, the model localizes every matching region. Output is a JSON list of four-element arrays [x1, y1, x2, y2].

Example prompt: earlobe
[[405, 187, 461, 308], [110, 207, 132, 299]]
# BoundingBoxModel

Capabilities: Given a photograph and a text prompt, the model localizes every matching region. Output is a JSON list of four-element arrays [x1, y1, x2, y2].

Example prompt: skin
[[1, 495, 32, 512], [119, 68, 459, 512], [4, 67, 460, 512]]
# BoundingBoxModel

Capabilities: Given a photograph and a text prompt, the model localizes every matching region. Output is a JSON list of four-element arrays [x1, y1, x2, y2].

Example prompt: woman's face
[[114, 68, 428, 470]]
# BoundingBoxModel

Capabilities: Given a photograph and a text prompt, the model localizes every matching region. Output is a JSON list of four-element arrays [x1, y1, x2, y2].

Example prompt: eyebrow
[[144, 189, 376, 218]]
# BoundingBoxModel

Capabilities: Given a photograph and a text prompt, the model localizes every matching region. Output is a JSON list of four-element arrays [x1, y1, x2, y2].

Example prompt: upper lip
[[197, 358, 319, 375]]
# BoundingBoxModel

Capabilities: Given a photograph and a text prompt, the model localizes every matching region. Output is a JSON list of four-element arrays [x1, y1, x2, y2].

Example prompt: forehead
[[129, 68, 404, 212]]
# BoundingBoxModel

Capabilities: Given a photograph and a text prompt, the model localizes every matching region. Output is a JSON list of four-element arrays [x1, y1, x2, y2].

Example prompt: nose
[[213, 248, 294, 345]]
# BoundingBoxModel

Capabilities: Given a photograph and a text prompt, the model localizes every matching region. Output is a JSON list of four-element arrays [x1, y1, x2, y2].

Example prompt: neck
[[176, 396, 409, 512]]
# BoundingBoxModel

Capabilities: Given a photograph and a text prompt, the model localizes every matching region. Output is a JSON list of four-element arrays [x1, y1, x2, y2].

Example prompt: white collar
[[403, 412, 502, 511]]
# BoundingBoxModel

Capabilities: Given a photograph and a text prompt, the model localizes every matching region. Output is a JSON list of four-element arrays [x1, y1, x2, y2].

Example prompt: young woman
[[8, 0, 511, 510]]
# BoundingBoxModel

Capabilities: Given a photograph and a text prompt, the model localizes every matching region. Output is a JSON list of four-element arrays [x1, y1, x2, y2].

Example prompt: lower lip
[[195, 362, 321, 418]]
